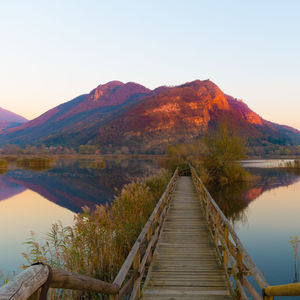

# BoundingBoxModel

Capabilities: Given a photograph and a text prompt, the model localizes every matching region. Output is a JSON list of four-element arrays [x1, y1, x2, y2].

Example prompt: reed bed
[[0, 159, 7, 169], [282, 159, 300, 169], [0, 159, 8, 174], [22, 169, 170, 299], [16, 157, 54, 171]]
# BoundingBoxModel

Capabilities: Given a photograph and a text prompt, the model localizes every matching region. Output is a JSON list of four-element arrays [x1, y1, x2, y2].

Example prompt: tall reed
[[282, 160, 300, 169], [16, 157, 54, 171], [22, 169, 170, 298], [0, 159, 8, 169]]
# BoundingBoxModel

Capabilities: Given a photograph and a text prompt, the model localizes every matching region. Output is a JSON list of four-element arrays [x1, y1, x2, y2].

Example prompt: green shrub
[[203, 125, 249, 186]]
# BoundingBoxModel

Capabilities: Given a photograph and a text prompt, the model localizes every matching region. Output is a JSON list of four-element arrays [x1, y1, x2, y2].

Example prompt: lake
[[0, 157, 160, 276], [1, 158, 300, 299]]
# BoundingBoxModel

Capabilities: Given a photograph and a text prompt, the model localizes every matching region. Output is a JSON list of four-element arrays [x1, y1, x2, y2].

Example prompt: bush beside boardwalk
[[22, 169, 170, 299], [162, 125, 250, 186]]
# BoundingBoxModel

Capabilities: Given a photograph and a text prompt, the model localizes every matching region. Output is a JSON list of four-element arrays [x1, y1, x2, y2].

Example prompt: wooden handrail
[[0, 265, 119, 299], [190, 166, 268, 289], [190, 165, 268, 300], [50, 269, 119, 293], [264, 282, 300, 297], [113, 168, 178, 298], [190, 165, 300, 300]]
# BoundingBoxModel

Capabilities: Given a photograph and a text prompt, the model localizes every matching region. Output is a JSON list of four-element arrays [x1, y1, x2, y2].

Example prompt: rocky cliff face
[[0, 79, 299, 152]]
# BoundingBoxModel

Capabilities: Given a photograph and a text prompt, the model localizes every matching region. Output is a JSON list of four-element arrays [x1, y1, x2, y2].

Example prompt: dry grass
[[16, 157, 55, 171], [0, 159, 8, 168], [0, 159, 8, 174], [283, 159, 300, 169], [280, 160, 300, 176], [22, 169, 170, 298]]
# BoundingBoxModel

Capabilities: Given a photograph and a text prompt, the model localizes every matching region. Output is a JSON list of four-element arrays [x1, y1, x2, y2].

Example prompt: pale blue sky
[[0, 1, 299, 129]]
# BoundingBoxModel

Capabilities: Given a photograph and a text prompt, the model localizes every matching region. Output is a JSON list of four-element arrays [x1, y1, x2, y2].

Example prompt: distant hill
[[0, 80, 299, 153], [92, 80, 300, 152], [0, 107, 27, 133]]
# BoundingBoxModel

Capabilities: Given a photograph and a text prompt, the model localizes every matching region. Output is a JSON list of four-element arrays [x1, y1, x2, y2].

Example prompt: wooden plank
[[143, 176, 232, 299], [144, 288, 231, 295]]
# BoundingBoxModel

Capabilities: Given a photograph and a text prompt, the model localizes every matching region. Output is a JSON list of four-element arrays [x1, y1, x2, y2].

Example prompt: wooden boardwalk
[[143, 176, 232, 300]]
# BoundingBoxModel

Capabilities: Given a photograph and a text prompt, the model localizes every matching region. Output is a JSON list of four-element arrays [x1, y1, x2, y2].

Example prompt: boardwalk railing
[[191, 165, 300, 300], [0, 168, 178, 300], [111, 167, 178, 299]]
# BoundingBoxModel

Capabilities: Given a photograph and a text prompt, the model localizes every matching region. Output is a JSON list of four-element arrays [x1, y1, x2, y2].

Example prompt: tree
[[203, 125, 248, 185]]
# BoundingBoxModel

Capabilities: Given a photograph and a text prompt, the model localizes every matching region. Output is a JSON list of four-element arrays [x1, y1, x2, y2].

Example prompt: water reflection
[[0, 158, 159, 213], [0, 177, 26, 201], [208, 167, 300, 223], [0, 158, 160, 275], [0, 189, 75, 275], [206, 166, 300, 297]]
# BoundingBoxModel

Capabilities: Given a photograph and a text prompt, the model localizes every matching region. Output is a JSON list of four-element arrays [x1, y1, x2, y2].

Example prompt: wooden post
[[147, 226, 153, 264], [133, 252, 141, 298], [154, 212, 159, 227], [133, 253, 140, 279], [237, 248, 243, 278], [224, 224, 229, 273], [236, 248, 244, 300], [206, 200, 210, 223], [215, 214, 220, 246], [209, 205, 214, 232]]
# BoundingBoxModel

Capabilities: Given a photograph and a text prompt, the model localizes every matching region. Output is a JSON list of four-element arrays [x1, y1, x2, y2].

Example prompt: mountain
[[0, 81, 150, 145], [0, 107, 27, 123], [0, 107, 28, 133], [0, 80, 299, 153], [92, 80, 300, 152]]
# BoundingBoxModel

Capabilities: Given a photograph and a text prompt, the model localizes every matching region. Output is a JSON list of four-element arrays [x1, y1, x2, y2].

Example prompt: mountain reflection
[[0, 177, 26, 201], [0, 158, 160, 213], [1, 159, 299, 217], [208, 167, 300, 223]]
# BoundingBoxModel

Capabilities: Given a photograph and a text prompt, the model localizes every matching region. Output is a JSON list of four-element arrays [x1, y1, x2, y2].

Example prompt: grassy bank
[[22, 168, 170, 298]]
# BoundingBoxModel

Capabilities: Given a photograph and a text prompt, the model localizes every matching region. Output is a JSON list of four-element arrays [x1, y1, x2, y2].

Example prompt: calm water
[[0, 158, 159, 276], [210, 160, 300, 299], [1, 158, 300, 299]]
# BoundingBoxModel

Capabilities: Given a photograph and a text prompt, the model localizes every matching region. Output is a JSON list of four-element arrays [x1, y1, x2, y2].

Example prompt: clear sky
[[0, 0, 299, 129]]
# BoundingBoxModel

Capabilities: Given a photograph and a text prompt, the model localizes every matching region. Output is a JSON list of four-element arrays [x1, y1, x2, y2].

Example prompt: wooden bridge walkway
[[143, 176, 232, 299]]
